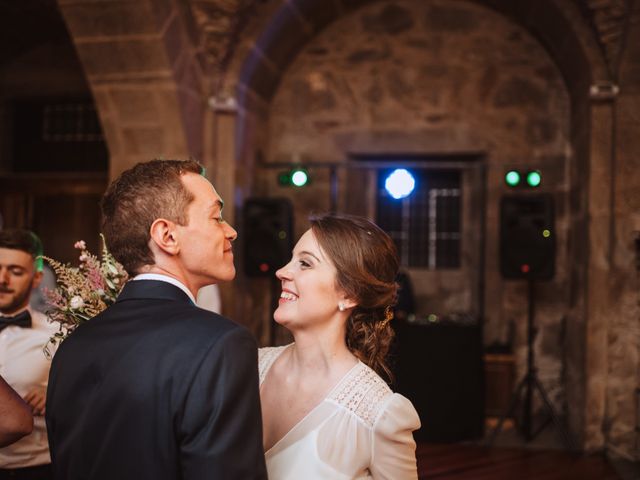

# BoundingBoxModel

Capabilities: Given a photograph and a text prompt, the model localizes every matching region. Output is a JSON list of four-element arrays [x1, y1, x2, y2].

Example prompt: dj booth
[[393, 320, 485, 442]]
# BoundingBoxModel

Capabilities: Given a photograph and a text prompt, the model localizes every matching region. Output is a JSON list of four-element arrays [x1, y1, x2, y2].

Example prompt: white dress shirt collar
[[132, 273, 196, 303]]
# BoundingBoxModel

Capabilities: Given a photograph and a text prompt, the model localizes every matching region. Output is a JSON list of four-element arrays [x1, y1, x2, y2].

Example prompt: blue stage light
[[384, 169, 416, 199]]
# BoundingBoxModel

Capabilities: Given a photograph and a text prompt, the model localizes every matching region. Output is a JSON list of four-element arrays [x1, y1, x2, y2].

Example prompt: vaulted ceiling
[[0, 0, 632, 85], [183, 0, 633, 80]]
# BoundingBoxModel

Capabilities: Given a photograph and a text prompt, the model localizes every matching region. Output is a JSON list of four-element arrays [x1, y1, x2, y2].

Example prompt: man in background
[[0, 229, 57, 479]]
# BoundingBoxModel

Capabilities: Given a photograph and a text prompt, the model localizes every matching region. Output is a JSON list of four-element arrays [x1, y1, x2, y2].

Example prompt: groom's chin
[[217, 266, 236, 282]]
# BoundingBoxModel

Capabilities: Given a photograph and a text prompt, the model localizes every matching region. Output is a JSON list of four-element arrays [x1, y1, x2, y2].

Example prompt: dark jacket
[[46, 280, 267, 480]]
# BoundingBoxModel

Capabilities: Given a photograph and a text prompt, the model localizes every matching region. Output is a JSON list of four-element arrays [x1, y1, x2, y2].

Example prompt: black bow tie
[[0, 311, 32, 332]]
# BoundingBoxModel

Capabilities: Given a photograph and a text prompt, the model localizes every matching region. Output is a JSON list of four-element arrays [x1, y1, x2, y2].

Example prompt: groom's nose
[[223, 222, 237, 241]]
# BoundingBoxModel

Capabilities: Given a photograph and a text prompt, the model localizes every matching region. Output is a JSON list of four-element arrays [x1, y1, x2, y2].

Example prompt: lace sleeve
[[370, 393, 421, 480]]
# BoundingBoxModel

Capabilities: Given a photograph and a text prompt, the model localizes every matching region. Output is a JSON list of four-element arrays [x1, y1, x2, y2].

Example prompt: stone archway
[[56, 0, 207, 179]]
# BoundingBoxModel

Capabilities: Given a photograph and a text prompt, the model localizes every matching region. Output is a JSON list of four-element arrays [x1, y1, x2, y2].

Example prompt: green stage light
[[526, 170, 542, 187], [277, 172, 290, 186], [505, 170, 521, 187], [277, 167, 310, 187], [291, 169, 309, 187]]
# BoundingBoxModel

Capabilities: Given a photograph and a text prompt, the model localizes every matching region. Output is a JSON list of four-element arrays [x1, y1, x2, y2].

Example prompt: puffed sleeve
[[370, 393, 421, 480]]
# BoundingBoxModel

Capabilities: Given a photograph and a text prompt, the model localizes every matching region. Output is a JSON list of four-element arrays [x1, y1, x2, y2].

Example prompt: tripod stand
[[488, 279, 576, 450]]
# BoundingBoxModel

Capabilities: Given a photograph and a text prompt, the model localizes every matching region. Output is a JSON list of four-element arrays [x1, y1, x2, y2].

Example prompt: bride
[[259, 214, 420, 479]]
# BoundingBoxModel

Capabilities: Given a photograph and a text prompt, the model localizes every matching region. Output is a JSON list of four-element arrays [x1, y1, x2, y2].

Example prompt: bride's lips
[[278, 288, 298, 303]]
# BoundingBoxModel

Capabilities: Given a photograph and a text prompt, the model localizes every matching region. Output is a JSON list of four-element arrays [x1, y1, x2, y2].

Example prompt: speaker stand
[[487, 279, 576, 451]]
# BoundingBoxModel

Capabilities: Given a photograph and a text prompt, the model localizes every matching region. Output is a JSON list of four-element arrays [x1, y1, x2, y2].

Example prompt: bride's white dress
[[259, 345, 421, 479]]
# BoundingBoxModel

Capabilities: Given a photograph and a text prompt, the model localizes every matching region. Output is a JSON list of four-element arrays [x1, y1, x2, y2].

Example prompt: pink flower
[[74, 240, 87, 250]]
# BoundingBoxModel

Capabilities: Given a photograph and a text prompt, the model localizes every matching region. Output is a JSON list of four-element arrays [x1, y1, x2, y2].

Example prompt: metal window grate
[[376, 169, 461, 269], [42, 103, 103, 142]]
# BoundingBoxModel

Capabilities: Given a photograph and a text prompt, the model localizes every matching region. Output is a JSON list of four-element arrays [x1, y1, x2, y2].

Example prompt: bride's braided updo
[[309, 214, 399, 383]]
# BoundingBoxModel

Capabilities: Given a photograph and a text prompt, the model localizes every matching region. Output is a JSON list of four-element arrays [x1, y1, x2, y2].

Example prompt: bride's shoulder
[[258, 344, 291, 382], [328, 362, 395, 428]]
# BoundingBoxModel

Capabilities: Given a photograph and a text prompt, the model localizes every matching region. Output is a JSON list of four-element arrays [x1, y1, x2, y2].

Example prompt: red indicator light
[[521, 264, 530, 273], [259, 263, 269, 272]]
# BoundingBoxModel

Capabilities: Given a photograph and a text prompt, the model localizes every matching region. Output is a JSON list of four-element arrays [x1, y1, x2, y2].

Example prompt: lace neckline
[[261, 345, 364, 455]]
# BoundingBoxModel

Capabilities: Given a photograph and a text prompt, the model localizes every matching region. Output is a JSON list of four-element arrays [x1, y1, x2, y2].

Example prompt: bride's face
[[274, 229, 346, 330]]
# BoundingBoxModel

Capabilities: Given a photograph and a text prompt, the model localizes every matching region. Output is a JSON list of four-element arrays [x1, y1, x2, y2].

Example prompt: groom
[[46, 160, 267, 479]]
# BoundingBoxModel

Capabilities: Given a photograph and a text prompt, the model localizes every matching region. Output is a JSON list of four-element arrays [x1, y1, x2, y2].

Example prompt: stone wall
[[598, 0, 640, 458], [260, 0, 571, 406]]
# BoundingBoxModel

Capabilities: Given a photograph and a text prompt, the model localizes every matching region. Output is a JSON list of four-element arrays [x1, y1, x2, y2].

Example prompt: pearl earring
[[338, 302, 345, 312]]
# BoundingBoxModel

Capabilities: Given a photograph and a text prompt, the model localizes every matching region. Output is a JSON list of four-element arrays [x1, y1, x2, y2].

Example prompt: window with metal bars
[[42, 103, 103, 142], [376, 169, 461, 269], [12, 98, 108, 172]]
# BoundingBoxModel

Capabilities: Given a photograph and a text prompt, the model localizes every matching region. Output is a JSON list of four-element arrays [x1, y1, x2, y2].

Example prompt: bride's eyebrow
[[298, 250, 321, 263]]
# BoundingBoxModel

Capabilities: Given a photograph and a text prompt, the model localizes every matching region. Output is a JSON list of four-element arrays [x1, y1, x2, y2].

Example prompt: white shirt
[[133, 273, 196, 303], [0, 308, 58, 468], [196, 284, 221, 313]]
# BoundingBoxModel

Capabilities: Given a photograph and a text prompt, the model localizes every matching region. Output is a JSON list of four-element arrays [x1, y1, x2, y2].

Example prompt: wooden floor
[[416, 443, 621, 479]]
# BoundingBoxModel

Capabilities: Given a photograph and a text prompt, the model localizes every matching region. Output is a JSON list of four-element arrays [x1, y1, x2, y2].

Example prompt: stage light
[[505, 170, 521, 187], [384, 169, 415, 199], [277, 167, 310, 187], [526, 170, 541, 187], [291, 169, 309, 187]]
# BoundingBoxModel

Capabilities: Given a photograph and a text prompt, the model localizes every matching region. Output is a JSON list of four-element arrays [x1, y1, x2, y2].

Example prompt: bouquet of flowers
[[42, 236, 128, 357]]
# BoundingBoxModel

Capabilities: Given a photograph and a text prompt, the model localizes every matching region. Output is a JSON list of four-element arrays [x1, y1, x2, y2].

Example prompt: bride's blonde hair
[[309, 214, 398, 383]]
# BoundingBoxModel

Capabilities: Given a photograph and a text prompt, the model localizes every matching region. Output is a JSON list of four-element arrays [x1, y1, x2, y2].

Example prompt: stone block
[[60, 2, 159, 38], [294, 0, 340, 33], [75, 39, 171, 76], [162, 15, 189, 68], [174, 54, 204, 93], [362, 4, 414, 35], [258, 4, 311, 71], [493, 77, 546, 108], [340, 0, 371, 12], [424, 3, 476, 32], [526, 116, 557, 144], [176, 87, 205, 158], [347, 47, 391, 64], [96, 116, 121, 157], [121, 126, 165, 155], [110, 89, 160, 124], [150, 0, 176, 30], [289, 77, 336, 112], [239, 48, 281, 101]]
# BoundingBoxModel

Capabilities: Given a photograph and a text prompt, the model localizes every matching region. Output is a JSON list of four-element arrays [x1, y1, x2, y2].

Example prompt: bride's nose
[[275, 263, 292, 281]]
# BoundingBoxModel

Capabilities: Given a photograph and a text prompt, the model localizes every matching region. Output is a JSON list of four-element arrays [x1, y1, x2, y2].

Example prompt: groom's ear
[[149, 218, 180, 255]]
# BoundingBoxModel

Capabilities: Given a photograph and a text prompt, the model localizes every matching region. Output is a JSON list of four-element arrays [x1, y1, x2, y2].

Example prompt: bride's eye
[[299, 260, 311, 268]]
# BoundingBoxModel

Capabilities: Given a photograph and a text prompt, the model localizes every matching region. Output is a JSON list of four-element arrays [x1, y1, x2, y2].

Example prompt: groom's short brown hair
[[101, 159, 203, 275]]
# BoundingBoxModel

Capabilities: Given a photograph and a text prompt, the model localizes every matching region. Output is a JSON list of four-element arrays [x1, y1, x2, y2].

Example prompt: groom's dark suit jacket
[[46, 280, 267, 480]]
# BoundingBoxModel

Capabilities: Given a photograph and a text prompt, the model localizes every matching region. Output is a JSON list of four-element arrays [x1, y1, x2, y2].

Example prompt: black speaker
[[500, 193, 555, 280], [243, 197, 293, 278]]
